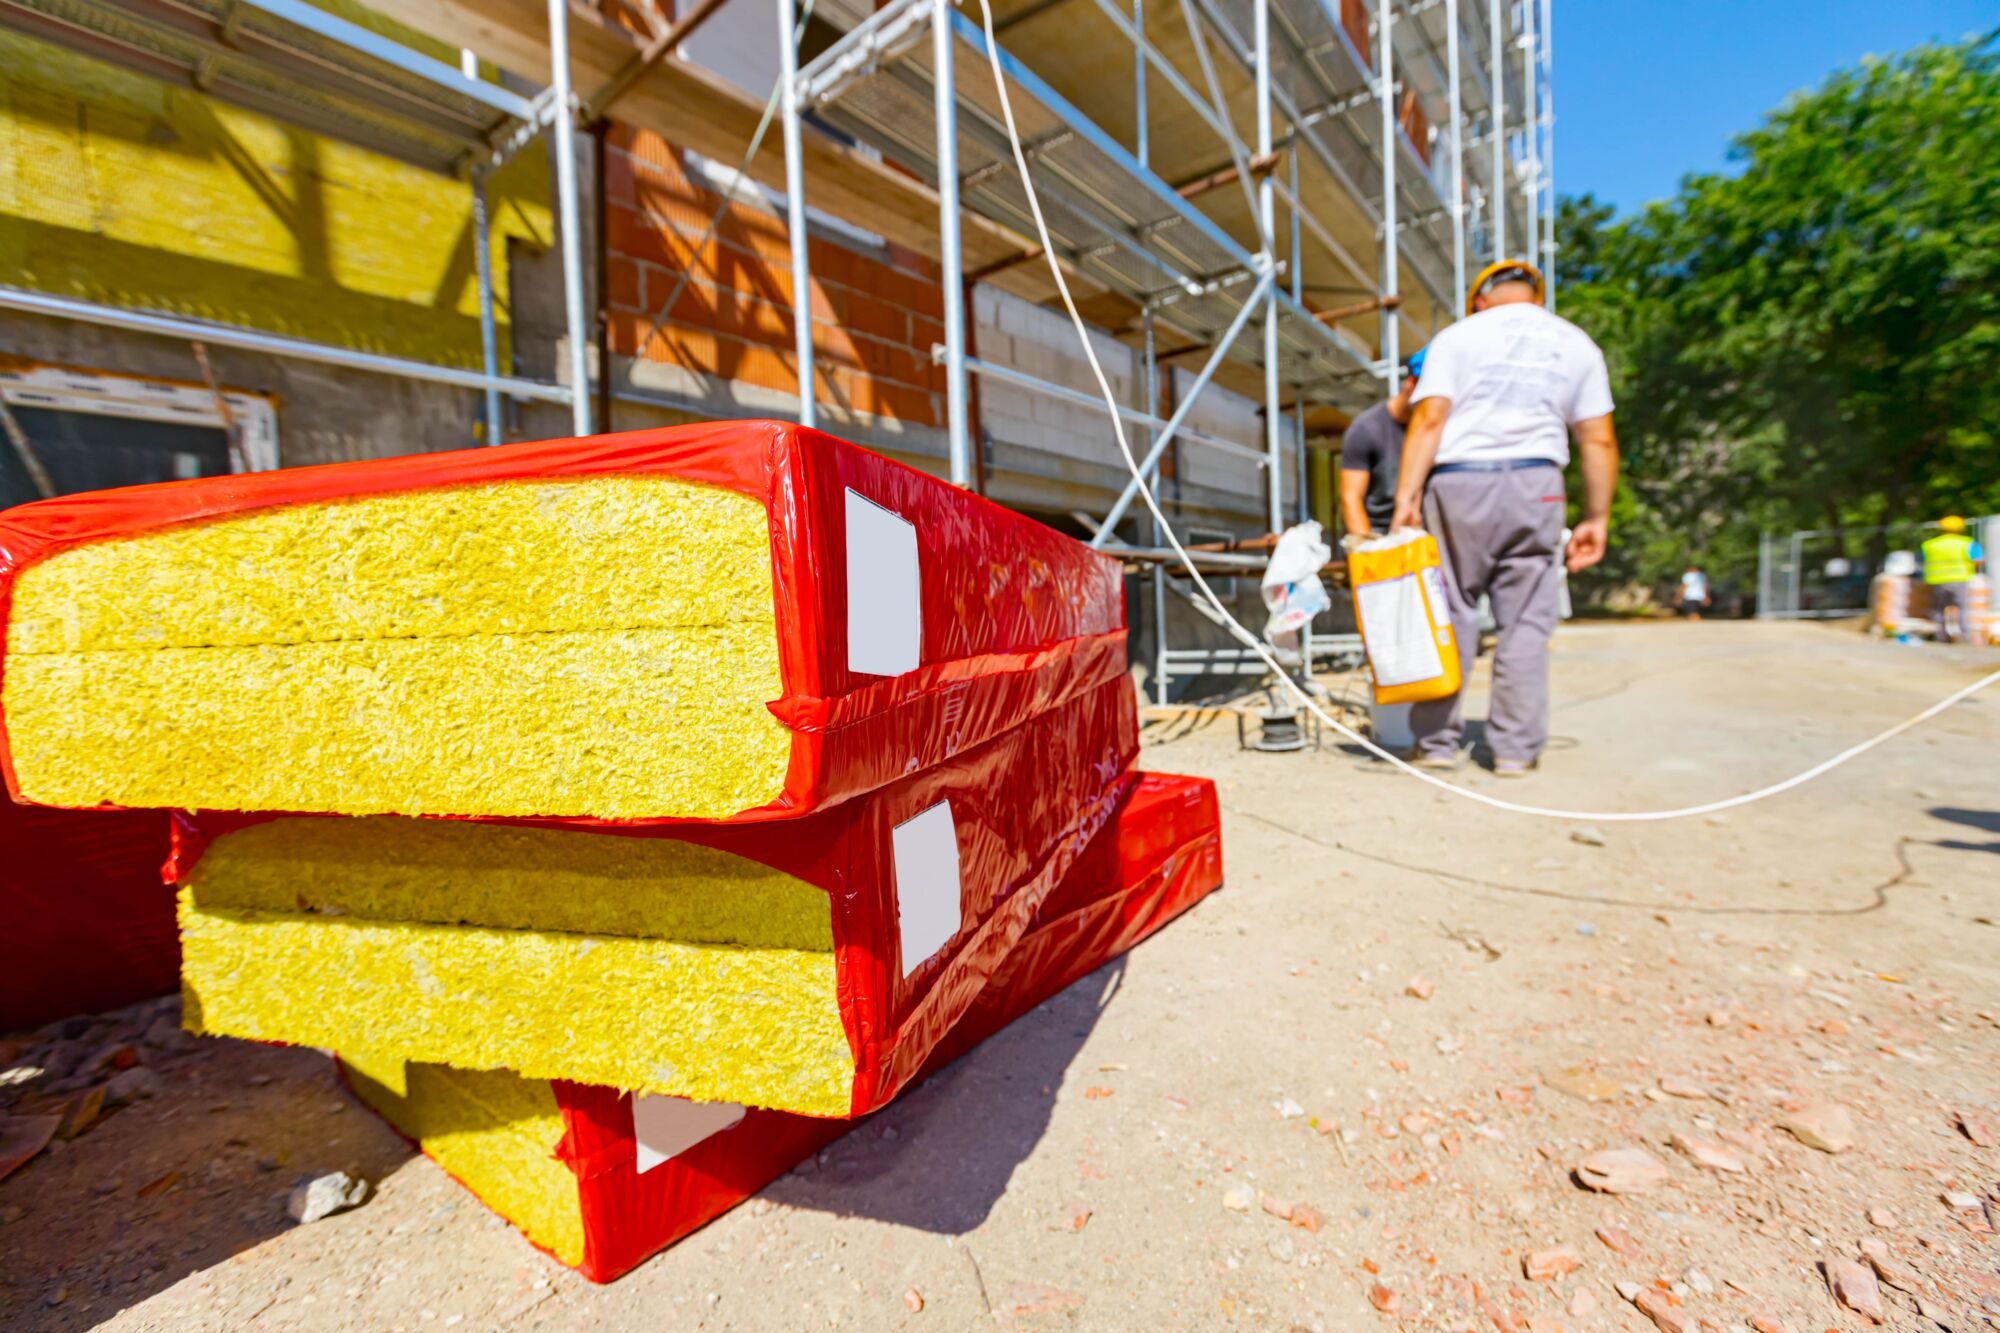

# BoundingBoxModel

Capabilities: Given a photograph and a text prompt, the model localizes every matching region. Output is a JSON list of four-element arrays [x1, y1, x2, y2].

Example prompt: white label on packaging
[[892, 799, 962, 977], [1356, 572, 1446, 687], [844, 488, 922, 676], [631, 1095, 747, 1174], [1420, 566, 1452, 636]]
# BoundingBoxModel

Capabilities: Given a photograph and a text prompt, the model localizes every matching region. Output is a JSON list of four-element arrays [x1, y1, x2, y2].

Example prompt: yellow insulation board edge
[[178, 817, 853, 1115], [341, 1051, 585, 1268], [4, 475, 790, 818]]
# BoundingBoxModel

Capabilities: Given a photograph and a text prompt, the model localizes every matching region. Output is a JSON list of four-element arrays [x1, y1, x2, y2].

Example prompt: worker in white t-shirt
[[1679, 565, 1711, 619], [1389, 259, 1621, 778]]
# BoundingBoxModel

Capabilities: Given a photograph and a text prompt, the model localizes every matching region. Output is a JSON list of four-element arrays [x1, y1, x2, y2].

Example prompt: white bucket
[[1371, 700, 1415, 751]]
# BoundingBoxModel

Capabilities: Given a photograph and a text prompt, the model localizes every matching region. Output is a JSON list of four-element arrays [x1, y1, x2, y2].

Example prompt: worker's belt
[[1429, 458, 1561, 475]]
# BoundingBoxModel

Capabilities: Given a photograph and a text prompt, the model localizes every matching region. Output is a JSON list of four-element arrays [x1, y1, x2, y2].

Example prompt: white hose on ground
[[967, 0, 2000, 823]]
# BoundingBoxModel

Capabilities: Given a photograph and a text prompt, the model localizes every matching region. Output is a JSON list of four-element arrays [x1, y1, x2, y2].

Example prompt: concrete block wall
[[1165, 363, 1302, 532], [971, 284, 1139, 466]]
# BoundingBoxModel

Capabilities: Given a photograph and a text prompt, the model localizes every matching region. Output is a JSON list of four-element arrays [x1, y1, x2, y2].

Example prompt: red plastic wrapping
[[346, 770, 1223, 1282], [0, 421, 1126, 821], [175, 675, 1141, 1117], [0, 798, 176, 1030]]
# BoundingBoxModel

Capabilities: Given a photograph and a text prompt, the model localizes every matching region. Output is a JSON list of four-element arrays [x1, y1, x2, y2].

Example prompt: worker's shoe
[[1492, 756, 1539, 779], [1414, 752, 1462, 772]]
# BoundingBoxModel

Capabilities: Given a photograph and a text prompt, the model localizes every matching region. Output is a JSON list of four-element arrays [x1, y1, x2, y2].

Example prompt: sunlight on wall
[[0, 33, 553, 368]]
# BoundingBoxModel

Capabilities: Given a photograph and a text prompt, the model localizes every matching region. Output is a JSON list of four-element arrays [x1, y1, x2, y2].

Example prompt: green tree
[[1558, 33, 2000, 609]]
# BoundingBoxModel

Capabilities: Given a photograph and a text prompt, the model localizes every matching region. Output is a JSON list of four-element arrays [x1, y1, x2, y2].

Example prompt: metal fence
[[1757, 516, 1999, 620]]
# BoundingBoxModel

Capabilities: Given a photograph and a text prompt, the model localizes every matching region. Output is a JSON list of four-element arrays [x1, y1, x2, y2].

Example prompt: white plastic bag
[[1261, 521, 1333, 647]]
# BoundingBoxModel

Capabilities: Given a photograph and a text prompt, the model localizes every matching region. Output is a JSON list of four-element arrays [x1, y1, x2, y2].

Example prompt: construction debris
[[1779, 1103, 1857, 1153], [287, 1172, 370, 1225], [1574, 1147, 1671, 1194]]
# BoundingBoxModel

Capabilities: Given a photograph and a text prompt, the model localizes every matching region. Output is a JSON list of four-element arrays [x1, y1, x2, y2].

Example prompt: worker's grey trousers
[[1932, 581, 1969, 644], [1411, 467, 1566, 763]]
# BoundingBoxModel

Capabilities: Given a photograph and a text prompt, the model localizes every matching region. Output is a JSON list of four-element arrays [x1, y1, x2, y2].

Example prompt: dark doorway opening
[[2, 407, 232, 508]]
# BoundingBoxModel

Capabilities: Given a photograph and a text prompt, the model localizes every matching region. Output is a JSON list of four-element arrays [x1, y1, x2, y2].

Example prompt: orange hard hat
[[1466, 258, 1546, 314]]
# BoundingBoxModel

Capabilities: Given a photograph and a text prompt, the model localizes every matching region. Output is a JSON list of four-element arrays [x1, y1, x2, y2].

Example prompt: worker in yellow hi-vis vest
[[1921, 516, 1982, 644]]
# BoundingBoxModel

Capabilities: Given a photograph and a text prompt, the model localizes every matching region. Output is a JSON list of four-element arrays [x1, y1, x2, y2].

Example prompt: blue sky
[[1559, 1, 1996, 215]]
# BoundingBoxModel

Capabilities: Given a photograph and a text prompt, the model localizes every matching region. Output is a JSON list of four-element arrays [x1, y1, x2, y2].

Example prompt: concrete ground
[[3, 620, 1997, 1332]]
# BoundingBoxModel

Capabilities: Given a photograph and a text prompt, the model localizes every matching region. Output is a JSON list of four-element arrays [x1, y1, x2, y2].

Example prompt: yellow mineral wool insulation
[[177, 820, 856, 1114], [340, 1052, 585, 1268], [3, 475, 789, 818], [181, 817, 833, 951]]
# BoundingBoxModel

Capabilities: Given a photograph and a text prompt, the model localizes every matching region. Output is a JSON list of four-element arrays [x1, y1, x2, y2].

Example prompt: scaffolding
[[780, 0, 1552, 698], [0, 0, 597, 441], [0, 0, 1554, 701]]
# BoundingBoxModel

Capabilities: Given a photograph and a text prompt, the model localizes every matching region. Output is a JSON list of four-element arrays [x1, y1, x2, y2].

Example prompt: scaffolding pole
[[1539, 0, 1556, 306], [1293, 397, 1308, 524], [1133, 0, 1148, 168], [1142, 306, 1169, 703], [932, 0, 971, 485], [778, 0, 817, 429], [1521, 0, 1537, 273], [1377, 0, 1399, 391], [0, 285, 573, 404], [545, 0, 593, 435], [1445, 0, 1466, 307], [1256, 0, 1282, 533], [1488, 0, 1504, 260]]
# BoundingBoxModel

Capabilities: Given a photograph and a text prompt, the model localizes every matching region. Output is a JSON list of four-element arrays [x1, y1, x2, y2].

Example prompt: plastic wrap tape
[[174, 674, 1141, 1118], [0, 420, 1127, 822], [0, 799, 176, 1030], [344, 770, 1224, 1282]]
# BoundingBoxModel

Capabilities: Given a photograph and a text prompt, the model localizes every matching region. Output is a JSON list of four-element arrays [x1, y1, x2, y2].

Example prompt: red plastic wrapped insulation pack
[[0, 798, 176, 1030], [0, 420, 1125, 821], [342, 771, 1224, 1282], [172, 675, 1141, 1118]]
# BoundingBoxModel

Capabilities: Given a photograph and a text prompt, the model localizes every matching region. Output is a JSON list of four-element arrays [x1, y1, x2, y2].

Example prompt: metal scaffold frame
[[0, 0, 599, 446], [6, 0, 1550, 705], [778, 0, 1548, 701], [778, 0, 1551, 488]]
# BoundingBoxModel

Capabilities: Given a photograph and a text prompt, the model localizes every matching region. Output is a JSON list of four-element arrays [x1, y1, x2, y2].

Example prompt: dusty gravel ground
[[3, 620, 1997, 1332]]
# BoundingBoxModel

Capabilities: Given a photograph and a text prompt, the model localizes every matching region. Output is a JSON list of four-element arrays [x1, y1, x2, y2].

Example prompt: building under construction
[[0, 0, 1554, 699]]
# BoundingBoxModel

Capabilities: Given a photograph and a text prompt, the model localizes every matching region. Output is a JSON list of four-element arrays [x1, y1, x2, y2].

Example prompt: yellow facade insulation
[[178, 817, 856, 1115], [1, 27, 551, 371], [340, 1052, 584, 1267], [4, 475, 793, 819]]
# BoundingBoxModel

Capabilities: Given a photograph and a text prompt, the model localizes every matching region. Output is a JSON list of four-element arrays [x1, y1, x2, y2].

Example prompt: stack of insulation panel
[[0, 421, 1222, 1280]]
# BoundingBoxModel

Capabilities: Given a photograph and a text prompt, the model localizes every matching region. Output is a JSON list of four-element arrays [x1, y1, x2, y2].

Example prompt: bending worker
[[1339, 348, 1425, 540], [1389, 259, 1620, 777], [1922, 516, 1981, 644]]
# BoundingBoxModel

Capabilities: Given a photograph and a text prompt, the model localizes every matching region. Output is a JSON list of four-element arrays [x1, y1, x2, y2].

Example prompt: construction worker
[[1921, 516, 1981, 644], [1389, 259, 1620, 777], [1679, 564, 1711, 620], [1339, 348, 1426, 541]]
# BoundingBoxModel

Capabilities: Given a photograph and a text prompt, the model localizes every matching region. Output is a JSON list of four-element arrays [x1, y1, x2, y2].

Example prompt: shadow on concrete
[[764, 957, 1125, 1234], [1927, 807, 2000, 855], [0, 1003, 414, 1332]]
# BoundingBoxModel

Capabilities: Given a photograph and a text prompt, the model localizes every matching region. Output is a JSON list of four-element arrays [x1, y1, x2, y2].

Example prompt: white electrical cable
[[967, 0, 2000, 823]]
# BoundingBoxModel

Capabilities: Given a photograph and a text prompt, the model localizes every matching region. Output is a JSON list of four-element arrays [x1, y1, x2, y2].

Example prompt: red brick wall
[[603, 123, 949, 428], [1400, 90, 1431, 166], [1340, 0, 1370, 65]]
